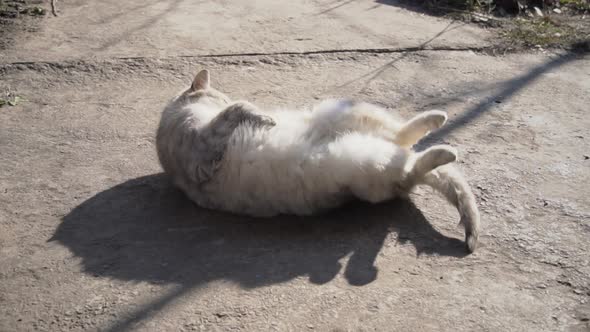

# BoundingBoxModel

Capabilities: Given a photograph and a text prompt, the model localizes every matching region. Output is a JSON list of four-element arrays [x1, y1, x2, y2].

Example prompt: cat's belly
[[186, 160, 353, 217]]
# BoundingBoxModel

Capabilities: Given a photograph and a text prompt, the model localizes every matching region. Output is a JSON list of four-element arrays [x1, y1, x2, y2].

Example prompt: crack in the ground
[[2, 45, 492, 68], [124, 45, 492, 60]]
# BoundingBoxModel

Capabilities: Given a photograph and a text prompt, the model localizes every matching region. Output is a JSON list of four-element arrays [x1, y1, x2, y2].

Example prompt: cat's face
[[183, 69, 231, 108]]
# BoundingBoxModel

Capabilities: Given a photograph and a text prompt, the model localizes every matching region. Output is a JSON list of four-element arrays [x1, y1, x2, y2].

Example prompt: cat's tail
[[418, 164, 480, 253]]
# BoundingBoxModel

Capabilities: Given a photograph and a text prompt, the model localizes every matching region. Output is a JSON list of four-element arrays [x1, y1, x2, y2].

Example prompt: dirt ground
[[1, 1, 589, 331]]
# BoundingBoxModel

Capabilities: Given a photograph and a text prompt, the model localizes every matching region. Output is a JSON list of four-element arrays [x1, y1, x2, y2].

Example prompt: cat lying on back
[[156, 69, 480, 252]]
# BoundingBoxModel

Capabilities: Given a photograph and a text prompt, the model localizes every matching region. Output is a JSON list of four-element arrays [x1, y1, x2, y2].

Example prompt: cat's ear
[[191, 69, 210, 91]]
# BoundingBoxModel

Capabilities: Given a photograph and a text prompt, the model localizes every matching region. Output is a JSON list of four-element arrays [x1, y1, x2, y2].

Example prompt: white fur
[[156, 70, 481, 252]]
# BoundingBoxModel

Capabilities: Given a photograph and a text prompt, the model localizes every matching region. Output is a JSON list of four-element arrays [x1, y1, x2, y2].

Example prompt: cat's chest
[[335, 99, 355, 110], [185, 103, 220, 123], [317, 98, 357, 114]]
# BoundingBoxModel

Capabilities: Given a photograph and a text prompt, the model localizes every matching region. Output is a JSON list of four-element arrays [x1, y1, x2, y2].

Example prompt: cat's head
[[182, 69, 231, 107]]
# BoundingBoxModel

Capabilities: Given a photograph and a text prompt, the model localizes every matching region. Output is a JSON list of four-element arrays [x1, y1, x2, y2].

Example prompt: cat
[[156, 69, 480, 252]]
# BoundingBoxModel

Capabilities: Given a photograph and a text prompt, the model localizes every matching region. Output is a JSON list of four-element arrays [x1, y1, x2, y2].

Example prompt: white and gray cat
[[156, 69, 480, 252]]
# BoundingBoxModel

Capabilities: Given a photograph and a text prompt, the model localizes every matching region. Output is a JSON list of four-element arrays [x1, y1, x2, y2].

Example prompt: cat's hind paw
[[466, 229, 479, 253], [424, 110, 448, 130], [424, 145, 458, 168]]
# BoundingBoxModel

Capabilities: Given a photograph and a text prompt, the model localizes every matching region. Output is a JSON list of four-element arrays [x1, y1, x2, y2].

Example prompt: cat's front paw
[[257, 114, 276, 128]]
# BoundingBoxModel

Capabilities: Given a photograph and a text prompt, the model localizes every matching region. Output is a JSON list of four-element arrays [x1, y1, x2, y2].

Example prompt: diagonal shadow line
[[329, 20, 464, 93], [417, 49, 589, 149], [366, 3, 382, 10], [316, 0, 359, 15], [418, 20, 466, 50], [97, 0, 184, 51], [94, 1, 161, 26], [104, 284, 197, 332]]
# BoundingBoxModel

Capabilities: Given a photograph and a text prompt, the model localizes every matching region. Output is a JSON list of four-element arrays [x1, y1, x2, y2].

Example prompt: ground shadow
[[52, 174, 466, 289], [326, 19, 466, 94], [316, 0, 360, 15], [373, 0, 478, 16], [97, 0, 184, 51], [316, 0, 456, 16], [416, 48, 588, 149]]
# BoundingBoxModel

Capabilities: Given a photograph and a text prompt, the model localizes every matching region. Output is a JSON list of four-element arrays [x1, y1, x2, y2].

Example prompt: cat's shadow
[[51, 174, 467, 288]]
